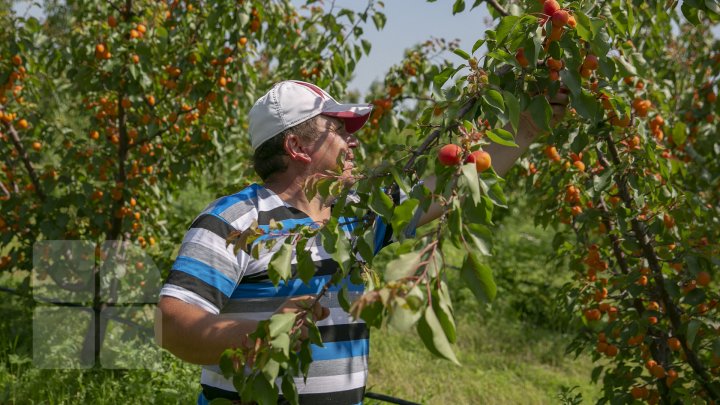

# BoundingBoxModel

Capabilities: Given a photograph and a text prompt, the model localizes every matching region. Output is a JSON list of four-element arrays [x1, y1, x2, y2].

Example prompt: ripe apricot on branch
[[584, 308, 601, 321], [544, 145, 561, 162], [551, 10, 570, 27], [466, 150, 492, 172], [582, 54, 599, 71], [543, 0, 561, 17], [650, 364, 665, 379], [567, 15, 576, 28], [633, 98, 652, 117], [663, 213, 675, 229], [516, 48, 529, 68], [696, 271, 711, 287], [438, 144, 463, 166], [667, 337, 681, 351], [546, 58, 563, 70]]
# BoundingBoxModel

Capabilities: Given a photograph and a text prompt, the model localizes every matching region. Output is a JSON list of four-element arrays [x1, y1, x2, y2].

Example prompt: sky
[[319, 1, 493, 93]]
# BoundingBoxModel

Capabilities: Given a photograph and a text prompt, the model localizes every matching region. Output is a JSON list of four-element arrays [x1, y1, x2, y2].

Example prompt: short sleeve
[[159, 213, 251, 314]]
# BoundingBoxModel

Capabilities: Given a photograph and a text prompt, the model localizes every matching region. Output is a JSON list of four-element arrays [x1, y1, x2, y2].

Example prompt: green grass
[[367, 314, 599, 404]]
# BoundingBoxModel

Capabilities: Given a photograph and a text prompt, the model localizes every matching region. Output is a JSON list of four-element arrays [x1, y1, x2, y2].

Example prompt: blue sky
[[328, 1, 492, 93]]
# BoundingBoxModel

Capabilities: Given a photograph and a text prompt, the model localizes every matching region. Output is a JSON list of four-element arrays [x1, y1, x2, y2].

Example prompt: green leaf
[[495, 15, 520, 45], [389, 166, 411, 195], [681, 3, 701, 25], [251, 373, 278, 405], [155, 26, 168, 38], [593, 169, 613, 193], [686, 319, 701, 347], [306, 320, 324, 347], [453, 48, 471, 60], [684, 288, 706, 306], [296, 247, 316, 285], [218, 349, 236, 378], [433, 66, 455, 89], [559, 69, 582, 97], [463, 223, 493, 255], [388, 288, 423, 332], [390, 198, 419, 238], [268, 312, 296, 338], [472, 39, 485, 54], [460, 163, 482, 205], [460, 252, 496, 302], [482, 89, 505, 115], [527, 96, 551, 131], [369, 188, 394, 220], [614, 55, 637, 77], [281, 375, 299, 405], [361, 39, 372, 55], [384, 250, 422, 281], [573, 11, 594, 41], [267, 242, 293, 286], [332, 234, 352, 272], [502, 91, 520, 133], [270, 333, 290, 358], [485, 128, 517, 147], [432, 281, 457, 344], [417, 305, 460, 364], [452, 0, 465, 14], [672, 122, 687, 145], [571, 91, 603, 124], [372, 12, 386, 29]]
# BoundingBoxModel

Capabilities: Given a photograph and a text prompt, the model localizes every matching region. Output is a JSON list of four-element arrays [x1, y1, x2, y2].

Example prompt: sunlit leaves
[[417, 305, 460, 364], [267, 240, 293, 286]]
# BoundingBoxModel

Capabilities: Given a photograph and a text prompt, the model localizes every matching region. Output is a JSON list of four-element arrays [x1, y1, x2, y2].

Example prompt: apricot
[[516, 48, 529, 68], [438, 144, 463, 166], [466, 150, 492, 172]]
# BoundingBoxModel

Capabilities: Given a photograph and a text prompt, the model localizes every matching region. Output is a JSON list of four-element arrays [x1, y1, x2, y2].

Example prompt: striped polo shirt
[[160, 183, 400, 404]]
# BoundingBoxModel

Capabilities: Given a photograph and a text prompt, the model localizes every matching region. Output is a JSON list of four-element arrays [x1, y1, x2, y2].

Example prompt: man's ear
[[284, 133, 312, 163]]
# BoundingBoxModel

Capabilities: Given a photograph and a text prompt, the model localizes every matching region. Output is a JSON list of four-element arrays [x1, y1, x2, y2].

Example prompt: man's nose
[[346, 134, 359, 148]]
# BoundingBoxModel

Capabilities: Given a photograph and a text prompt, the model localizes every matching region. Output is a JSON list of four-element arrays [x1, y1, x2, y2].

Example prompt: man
[[156, 80, 566, 404]]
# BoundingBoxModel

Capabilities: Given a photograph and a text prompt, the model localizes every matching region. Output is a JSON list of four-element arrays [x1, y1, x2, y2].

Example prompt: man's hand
[[276, 295, 330, 341], [519, 87, 570, 135]]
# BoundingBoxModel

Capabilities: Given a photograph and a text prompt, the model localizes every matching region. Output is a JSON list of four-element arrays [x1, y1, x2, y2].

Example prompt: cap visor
[[322, 103, 373, 133]]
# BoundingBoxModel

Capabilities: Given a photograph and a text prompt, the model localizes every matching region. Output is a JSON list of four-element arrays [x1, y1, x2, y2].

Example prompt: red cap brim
[[322, 110, 372, 133]]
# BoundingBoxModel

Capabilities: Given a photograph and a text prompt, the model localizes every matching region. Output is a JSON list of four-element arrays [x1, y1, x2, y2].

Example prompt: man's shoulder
[[194, 183, 267, 231]]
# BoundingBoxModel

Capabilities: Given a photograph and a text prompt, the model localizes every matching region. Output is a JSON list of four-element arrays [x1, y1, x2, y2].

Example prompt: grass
[[0, 194, 602, 404], [367, 314, 599, 404]]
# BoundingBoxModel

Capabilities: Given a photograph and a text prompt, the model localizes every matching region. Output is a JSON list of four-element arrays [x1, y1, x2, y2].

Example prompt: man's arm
[[416, 94, 568, 227], [155, 295, 329, 365], [155, 296, 257, 365]]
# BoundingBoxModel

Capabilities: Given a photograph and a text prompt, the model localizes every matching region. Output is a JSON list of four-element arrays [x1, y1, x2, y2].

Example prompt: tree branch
[[0, 111, 45, 201], [601, 131, 720, 401], [485, 0, 510, 17]]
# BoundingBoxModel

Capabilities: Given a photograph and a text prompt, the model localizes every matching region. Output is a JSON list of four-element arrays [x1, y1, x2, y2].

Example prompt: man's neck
[[263, 174, 330, 223]]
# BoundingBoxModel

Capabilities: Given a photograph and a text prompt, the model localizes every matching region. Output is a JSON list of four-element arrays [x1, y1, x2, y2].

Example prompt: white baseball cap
[[248, 80, 373, 150]]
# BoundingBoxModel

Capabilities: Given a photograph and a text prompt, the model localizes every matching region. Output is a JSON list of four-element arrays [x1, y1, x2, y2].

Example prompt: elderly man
[[156, 80, 565, 404]]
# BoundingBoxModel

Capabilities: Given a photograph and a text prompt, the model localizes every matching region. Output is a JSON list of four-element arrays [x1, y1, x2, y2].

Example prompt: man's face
[[304, 115, 359, 181]]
